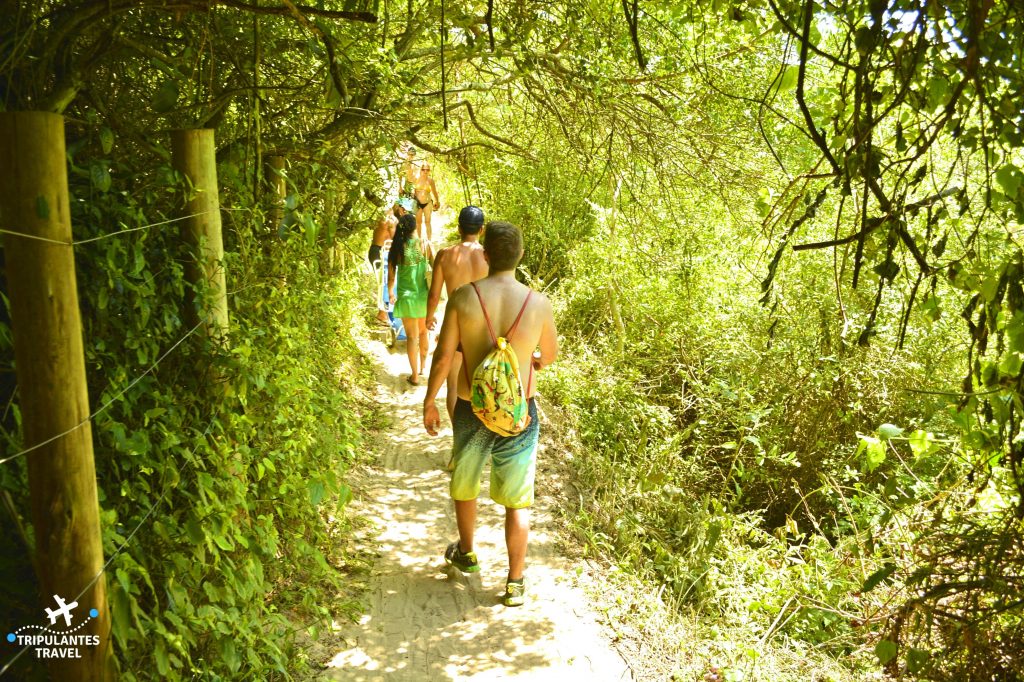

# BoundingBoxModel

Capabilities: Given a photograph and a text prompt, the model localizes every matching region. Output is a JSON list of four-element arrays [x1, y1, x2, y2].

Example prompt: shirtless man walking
[[426, 206, 489, 423], [369, 212, 396, 323], [368, 212, 395, 267], [423, 221, 559, 607]]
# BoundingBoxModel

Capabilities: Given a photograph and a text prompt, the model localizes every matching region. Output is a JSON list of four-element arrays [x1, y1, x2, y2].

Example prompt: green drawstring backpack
[[467, 283, 534, 436]]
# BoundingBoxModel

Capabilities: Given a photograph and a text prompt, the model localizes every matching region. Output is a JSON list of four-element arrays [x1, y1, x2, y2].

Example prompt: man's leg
[[505, 507, 530, 580], [455, 498, 477, 553], [376, 258, 390, 322], [417, 318, 429, 369], [448, 399, 490, 571], [490, 399, 539, 589]]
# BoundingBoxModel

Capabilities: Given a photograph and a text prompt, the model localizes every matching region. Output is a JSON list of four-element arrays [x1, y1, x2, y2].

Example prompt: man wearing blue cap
[[393, 196, 415, 216], [426, 206, 489, 423]]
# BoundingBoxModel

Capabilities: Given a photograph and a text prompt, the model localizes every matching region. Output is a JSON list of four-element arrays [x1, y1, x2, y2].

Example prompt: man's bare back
[[426, 242, 488, 329], [446, 276, 557, 401], [372, 214, 395, 246]]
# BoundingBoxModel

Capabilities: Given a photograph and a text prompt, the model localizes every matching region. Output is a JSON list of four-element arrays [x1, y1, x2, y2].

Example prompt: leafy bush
[[0, 140, 374, 679]]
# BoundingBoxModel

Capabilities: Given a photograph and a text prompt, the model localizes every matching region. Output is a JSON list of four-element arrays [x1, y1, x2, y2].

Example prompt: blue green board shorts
[[450, 398, 539, 509]]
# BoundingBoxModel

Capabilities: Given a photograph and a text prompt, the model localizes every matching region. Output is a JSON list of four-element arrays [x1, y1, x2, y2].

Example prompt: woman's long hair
[[388, 214, 418, 268]]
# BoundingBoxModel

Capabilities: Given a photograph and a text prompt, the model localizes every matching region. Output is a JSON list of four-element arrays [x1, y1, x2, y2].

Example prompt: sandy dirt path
[[317, 335, 634, 682]]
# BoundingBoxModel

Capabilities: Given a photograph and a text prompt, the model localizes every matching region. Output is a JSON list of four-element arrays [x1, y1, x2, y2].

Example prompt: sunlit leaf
[[875, 639, 898, 664], [877, 423, 904, 440], [862, 562, 897, 592]]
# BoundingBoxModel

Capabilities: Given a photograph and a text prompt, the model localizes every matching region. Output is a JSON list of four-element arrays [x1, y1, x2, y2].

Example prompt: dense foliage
[[1, 144, 371, 679], [420, 1, 1024, 679], [2, 0, 1023, 679]]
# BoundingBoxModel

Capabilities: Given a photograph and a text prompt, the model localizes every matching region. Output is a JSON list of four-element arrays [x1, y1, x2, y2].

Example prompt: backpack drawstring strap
[[470, 283, 532, 343], [471, 282, 496, 344], [468, 283, 535, 397], [505, 290, 532, 341]]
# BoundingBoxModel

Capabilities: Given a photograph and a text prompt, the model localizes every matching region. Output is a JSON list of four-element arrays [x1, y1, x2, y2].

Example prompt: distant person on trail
[[404, 149, 440, 246], [423, 221, 559, 607], [392, 196, 414, 219], [426, 205, 489, 423], [370, 211, 396, 323], [399, 143, 417, 200], [388, 213, 431, 385], [368, 212, 396, 268]]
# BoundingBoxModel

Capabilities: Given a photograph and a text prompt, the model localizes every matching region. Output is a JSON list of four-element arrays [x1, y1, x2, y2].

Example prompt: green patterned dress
[[393, 238, 428, 318]]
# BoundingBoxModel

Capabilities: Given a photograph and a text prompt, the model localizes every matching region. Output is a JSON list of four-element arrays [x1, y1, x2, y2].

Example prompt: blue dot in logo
[[89, 608, 99, 618], [6, 633, 14, 643]]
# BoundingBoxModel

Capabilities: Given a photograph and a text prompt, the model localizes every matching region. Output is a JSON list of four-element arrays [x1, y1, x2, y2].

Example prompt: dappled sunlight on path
[[317, 338, 632, 681]]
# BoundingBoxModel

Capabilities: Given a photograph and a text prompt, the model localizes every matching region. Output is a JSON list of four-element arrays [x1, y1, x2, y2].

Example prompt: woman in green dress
[[388, 214, 430, 385]]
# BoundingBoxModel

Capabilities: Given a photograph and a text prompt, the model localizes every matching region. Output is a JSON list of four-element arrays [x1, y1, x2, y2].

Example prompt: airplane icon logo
[[44, 595, 78, 627]]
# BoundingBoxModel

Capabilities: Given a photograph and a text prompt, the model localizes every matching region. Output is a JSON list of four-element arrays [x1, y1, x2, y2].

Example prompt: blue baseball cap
[[458, 205, 485, 227]]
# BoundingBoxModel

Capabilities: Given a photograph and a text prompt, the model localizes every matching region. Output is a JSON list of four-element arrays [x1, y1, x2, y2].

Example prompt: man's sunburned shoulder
[[433, 244, 454, 268], [437, 243, 472, 265], [448, 283, 476, 308], [451, 283, 550, 307], [441, 241, 482, 253], [530, 290, 553, 315]]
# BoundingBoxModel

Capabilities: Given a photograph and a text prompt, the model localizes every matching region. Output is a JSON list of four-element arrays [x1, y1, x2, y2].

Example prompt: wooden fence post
[[0, 111, 115, 681], [171, 129, 229, 340]]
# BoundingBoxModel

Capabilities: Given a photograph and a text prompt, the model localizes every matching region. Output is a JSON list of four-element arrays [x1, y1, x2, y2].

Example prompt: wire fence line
[[75, 417, 218, 602], [1, 199, 300, 469], [0, 319, 204, 467], [72, 211, 219, 245], [0, 209, 223, 247], [0, 195, 351, 673], [0, 416, 218, 678], [0, 229, 70, 245], [0, 204, 235, 466], [225, 281, 266, 296], [0, 201, 265, 466], [0, 199, 293, 675]]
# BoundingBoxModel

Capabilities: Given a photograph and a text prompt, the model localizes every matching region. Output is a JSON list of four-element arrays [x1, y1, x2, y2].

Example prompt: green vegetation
[[2, 0, 1023, 679], [2, 152, 373, 678]]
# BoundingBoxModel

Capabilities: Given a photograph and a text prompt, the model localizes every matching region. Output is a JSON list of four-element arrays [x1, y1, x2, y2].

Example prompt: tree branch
[[622, 0, 647, 71], [793, 188, 958, 255], [765, 0, 853, 69], [410, 75, 518, 97], [214, 0, 376, 23], [406, 131, 508, 157], [486, 0, 495, 51], [795, 0, 841, 174], [793, 217, 884, 252], [446, 99, 536, 159]]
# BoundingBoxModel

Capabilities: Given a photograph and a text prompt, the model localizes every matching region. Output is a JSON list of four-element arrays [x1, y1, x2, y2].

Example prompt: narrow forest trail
[[315, 332, 634, 681]]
